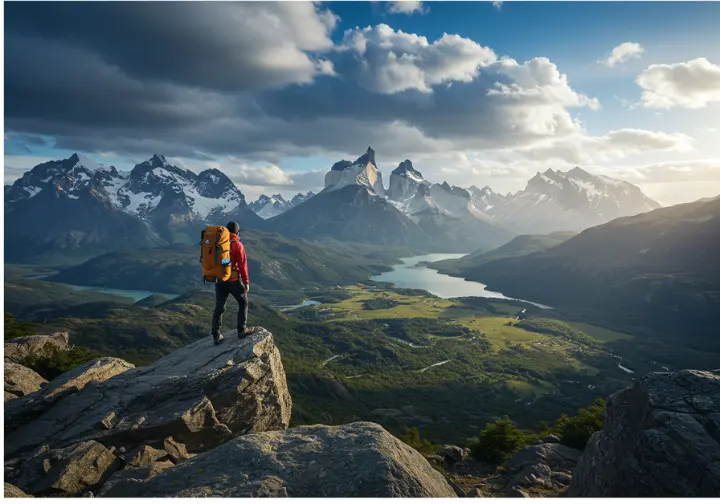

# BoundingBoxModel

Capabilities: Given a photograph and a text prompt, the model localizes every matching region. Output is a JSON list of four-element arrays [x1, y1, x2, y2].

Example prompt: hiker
[[211, 221, 255, 344]]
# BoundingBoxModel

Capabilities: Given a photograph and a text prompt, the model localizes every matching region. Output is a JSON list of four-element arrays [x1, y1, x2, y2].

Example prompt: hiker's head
[[226, 221, 240, 235]]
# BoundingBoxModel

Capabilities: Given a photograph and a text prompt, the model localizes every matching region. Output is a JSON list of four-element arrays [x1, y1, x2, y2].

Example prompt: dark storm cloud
[[4, 2, 598, 163]]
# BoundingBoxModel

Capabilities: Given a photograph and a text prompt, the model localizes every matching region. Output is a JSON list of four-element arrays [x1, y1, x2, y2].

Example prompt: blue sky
[[5, 1, 720, 204]]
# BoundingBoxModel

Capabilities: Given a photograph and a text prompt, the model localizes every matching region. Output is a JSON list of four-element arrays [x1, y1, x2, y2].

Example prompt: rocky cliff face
[[570, 369, 720, 497], [4, 329, 454, 498]]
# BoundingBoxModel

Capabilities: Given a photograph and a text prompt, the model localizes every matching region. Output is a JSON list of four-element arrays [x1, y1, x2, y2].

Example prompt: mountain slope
[[268, 184, 431, 247], [48, 229, 394, 294], [456, 195, 720, 360], [487, 167, 660, 234], [429, 231, 577, 275]]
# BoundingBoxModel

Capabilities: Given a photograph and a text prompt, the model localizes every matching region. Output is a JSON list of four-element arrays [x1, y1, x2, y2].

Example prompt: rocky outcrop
[[4, 332, 69, 364], [4, 483, 33, 498], [97, 422, 457, 497], [570, 370, 720, 497], [4, 362, 47, 401], [5, 357, 135, 432], [5, 441, 119, 497], [5, 329, 290, 459], [500, 442, 581, 495]]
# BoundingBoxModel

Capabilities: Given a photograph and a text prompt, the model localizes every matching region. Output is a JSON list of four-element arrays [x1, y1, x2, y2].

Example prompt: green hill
[[48, 230, 399, 298], [428, 231, 576, 275], [447, 196, 720, 369]]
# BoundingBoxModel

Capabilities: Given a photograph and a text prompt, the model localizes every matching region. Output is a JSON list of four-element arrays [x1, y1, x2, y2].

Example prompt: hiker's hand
[[245, 284, 250, 294]]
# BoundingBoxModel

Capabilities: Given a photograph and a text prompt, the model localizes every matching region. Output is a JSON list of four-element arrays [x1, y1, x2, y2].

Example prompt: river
[[370, 253, 552, 308]]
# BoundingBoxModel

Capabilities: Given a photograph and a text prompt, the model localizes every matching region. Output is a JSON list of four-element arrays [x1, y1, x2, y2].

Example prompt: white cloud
[[600, 42, 645, 68], [637, 57, 720, 109], [386, 1, 427, 15], [340, 24, 496, 94], [492, 1, 503, 11]]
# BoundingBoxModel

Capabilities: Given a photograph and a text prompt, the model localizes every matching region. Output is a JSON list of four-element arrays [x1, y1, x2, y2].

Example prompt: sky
[[4, 1, 720, 205]]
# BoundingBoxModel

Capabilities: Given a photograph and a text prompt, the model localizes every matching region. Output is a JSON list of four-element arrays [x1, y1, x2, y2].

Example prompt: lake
[[51, 281, 180, 303], [370, 253, 551, 308]]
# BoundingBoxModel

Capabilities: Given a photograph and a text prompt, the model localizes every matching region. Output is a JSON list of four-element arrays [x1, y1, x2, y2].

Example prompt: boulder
[[162, 437, 193, 463], [5, 483, 33, 498], [552, 472, 572, 486], [4, 332, 69, 364], [4, 357, 135, 431], [439, 445, 468, 462], [97, 422, 457, 497], [98, 461, 175, 496], [4, 329, 291, 458], [4, 362, 47, 401], [6, 441, 118, 497], [504, 443, 581, 474], [511, 463, 552, 488], [449, 480, 465, 497], [123, 445, 167, 468], [570, 370, 720, 497]]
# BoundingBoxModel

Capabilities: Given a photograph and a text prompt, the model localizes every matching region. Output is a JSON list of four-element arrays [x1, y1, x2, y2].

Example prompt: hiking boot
[[238, 326, 258, 339], [212, 333, 224, 345]]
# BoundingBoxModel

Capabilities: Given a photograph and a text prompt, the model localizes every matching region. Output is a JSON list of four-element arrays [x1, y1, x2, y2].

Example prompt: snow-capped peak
[[323, 146, 386, 197]]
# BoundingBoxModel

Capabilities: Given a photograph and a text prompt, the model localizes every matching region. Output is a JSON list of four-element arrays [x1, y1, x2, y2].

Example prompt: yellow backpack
[[200, 225, 232, 283]]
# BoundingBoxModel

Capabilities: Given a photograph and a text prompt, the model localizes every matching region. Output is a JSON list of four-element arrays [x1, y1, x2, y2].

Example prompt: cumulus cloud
[[636, 58, 720, 109], [600, 42, 645, 67], [386, 1, 427, 15], [4, 1, 695, 191], [493, 1, 503, 11], [339, 24, 496, 94]]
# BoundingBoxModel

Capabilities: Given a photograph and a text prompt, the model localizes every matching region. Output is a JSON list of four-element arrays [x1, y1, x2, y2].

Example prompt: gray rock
[[97, 422, 456, 497], [4, 329, 291, 458], [552, 472, 572, 486], [4, 357, 134, 431], [439, 445, 468, 462], [426, 455, 445, 466], [570, 370, 720, 497], [4, 362, 47, 401], [464, 486, 485, 497], [539, 434, 561, 444], [507, 486, 530, 498], [4, 332, 70, 364], [124, 445, 167, 468], [6, 441, 118, 497], [505, 443, 581, 474], [449, 480, 465, 497], [162, 437, 193, 463], [512, 463, 552, 488], [4, 483, 33, 498], [98, 461, 175, 496]]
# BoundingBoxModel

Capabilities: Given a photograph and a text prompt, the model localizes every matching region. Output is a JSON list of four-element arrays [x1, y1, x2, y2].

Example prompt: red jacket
[[228, 233, 249, 287]]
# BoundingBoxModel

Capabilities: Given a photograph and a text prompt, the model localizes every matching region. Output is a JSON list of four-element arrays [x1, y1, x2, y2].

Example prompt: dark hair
[[226, 221, 240, 234]]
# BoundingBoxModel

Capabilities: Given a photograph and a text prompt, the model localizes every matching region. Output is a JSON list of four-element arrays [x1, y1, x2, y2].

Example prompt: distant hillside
[[454, 196, 720, 364], [428, 231, 577, 275], [48, 229, 396, 294]]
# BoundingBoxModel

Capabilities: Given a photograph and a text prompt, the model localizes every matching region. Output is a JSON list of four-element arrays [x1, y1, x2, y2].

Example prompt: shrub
[[398, 426, 440, 455], [551, 397, 606, 450], [22, 346, 107, 380], [469, 416, 528, 465], [4, 312, 36, 340]]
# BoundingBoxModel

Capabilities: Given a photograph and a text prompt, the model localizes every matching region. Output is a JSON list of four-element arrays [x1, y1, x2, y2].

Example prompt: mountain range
[[4, 148, 661, 258], [249, 192, 315, 219]]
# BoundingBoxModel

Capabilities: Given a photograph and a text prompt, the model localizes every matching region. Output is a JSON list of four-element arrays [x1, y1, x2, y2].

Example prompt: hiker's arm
[[236, 242, 250, 288]]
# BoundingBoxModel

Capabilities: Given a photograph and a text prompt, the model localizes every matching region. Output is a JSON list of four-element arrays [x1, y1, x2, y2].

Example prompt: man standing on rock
[[211, 221, 256, 345]]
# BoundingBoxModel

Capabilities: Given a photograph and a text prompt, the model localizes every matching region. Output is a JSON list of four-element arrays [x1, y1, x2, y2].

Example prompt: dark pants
[[211, 281, 248, 335]]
